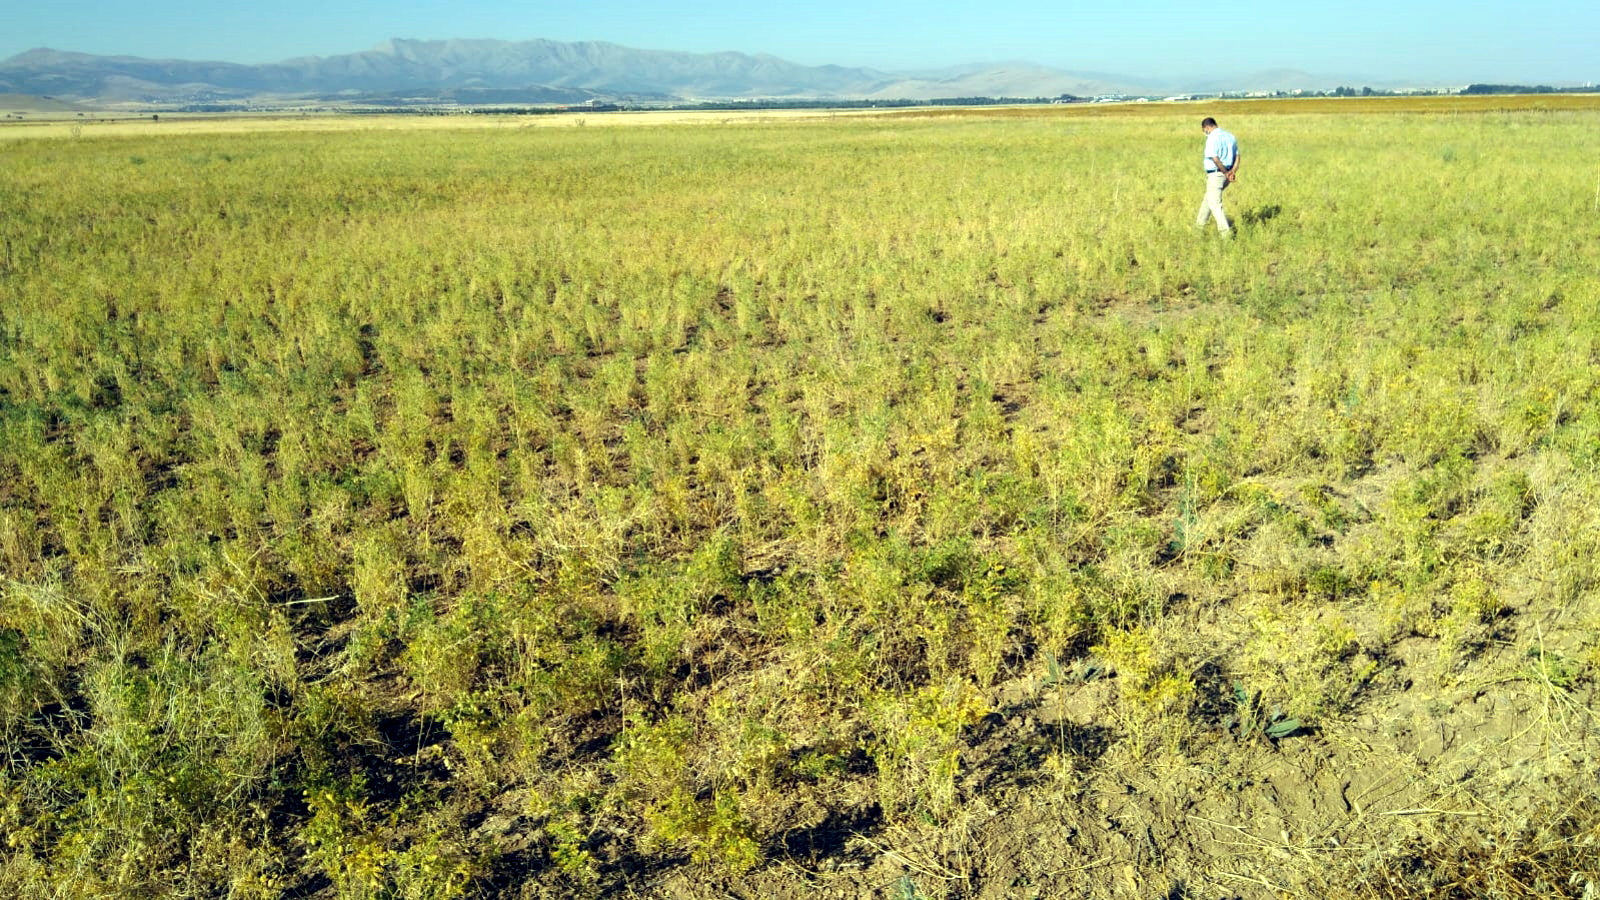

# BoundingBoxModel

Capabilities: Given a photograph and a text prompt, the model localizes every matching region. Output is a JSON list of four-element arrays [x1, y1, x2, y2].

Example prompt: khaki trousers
[[1196, 171, 1231, 233]]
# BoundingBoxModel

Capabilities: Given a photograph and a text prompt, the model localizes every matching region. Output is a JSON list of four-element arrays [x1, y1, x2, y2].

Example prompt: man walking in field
[[1196, 117, 1240, 237]]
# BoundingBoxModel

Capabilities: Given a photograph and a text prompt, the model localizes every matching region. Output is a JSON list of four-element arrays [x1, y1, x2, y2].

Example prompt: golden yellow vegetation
[[2, 105, 1598, 898]]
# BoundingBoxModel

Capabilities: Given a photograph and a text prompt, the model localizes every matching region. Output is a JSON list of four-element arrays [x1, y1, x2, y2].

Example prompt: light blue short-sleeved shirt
[[1204, 128, 1239, 172]]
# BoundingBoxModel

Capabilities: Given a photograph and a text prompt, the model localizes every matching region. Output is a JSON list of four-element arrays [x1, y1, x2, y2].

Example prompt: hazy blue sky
[[3, 0, 1595, 85]]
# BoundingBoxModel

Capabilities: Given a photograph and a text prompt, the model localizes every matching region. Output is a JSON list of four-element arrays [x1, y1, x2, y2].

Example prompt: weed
[[868, 680, 990, 820], [1223, 682, 1306, 741]]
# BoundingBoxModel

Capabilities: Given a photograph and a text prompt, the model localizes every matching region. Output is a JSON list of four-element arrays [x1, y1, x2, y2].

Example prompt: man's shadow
[[1240, 204, 1283, 226]]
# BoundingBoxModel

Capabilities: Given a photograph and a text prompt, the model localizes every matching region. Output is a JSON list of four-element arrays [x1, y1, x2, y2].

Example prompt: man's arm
[[1226, 151, 1240, 182]]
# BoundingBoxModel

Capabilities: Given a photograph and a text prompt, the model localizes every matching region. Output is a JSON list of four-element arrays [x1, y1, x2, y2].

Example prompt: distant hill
[[0, 39, 1155, 106], [864, 63, 1151, 101], [3, 40, 1446, 107], [0, 91, 83, 113], [1182, 68, 1333, 94]]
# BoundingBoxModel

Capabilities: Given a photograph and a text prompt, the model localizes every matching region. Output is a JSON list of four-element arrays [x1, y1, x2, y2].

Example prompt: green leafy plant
[[1224, 681, 1305, 741]]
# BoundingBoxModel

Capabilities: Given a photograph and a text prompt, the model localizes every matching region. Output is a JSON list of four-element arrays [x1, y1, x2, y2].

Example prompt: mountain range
[[0, 38, 1389, 108]]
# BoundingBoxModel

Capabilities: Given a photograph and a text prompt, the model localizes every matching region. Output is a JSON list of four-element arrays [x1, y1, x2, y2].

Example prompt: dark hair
[[1201, 117, 1218, 128]]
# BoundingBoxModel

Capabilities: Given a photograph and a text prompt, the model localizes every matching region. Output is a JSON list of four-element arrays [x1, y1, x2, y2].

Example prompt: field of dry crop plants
[[3, 99, 1600, 899]]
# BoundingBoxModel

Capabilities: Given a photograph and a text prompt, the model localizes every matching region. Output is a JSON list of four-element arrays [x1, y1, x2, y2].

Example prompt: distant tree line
[[1460, 83, 1593, 95], [1323, 83, 1593, 98]]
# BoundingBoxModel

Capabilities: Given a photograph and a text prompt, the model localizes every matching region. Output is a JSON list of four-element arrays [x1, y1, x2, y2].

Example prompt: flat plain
[[3, 97, 1599, 899]]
